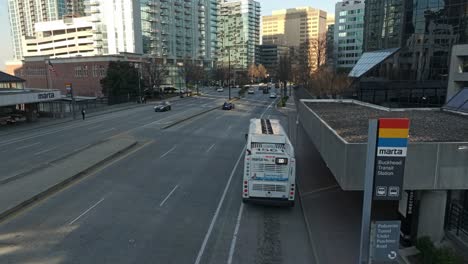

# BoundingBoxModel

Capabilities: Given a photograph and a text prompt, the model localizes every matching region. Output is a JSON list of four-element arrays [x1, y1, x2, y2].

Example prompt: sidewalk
[[0, 135, 137, 222], [0, 95, 185, 137], [292, 90, 363, 264]]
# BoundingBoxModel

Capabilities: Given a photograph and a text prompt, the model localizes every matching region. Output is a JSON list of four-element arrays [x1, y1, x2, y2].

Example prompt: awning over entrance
[[0, 89, 61, 107], [348, 48, 400, 78]]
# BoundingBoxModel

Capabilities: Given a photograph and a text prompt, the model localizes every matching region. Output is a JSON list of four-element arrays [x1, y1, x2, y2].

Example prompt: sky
[[0, 0, 339, 71]]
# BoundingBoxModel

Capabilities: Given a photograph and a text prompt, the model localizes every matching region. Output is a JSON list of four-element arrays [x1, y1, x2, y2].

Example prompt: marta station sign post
[[359, 118, 410, 264]]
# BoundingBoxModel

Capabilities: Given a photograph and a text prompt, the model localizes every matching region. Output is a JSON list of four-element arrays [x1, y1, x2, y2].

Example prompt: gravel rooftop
[[305, 102, 468, 143]]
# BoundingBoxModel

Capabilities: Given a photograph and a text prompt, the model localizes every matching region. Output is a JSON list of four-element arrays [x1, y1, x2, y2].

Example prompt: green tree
[[101, 61, 139, 104]]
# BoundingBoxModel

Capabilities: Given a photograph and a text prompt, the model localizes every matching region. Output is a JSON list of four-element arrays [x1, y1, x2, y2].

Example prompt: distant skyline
[[0, 0, 340, 71]]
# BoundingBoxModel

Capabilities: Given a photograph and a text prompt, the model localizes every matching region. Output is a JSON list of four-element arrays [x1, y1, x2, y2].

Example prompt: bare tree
[[213, 65, 229, 86], [257, 64, 268, 81], [307, 33, 328, 72], [183, 61, 204, 92], [248, 64, 259, 83], [143, 57, 169, 98], [310, 67, 352, 98], [277, 55, 292, 97]]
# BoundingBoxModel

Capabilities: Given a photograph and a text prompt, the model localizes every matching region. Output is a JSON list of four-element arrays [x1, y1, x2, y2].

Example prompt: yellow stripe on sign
[[379, 128, 409, 138]]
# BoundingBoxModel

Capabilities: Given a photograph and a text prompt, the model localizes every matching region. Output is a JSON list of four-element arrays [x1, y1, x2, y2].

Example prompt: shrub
[[416, 237, 464, 264]]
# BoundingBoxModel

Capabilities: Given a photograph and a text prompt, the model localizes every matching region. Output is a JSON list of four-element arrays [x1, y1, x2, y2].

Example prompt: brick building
[[14, 53, 143, 97]]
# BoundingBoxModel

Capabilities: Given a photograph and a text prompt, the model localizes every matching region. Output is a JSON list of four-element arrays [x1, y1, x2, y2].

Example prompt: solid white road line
[[227, 203, 245, 264], [159, 185, 179, 207], [15, 142, 41, 150], [98, 128, 116, 134], [33, 146, 58, 156], [68, 197, 105, 225], [194, 146, 246, 264], [206, 143, 215, 153], [160, 146, 176, 158], [260, 98, 277, 119]]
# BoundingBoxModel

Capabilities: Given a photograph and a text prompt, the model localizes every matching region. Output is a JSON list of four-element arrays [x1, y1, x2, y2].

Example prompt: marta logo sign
[[373, 118, 410, 200]]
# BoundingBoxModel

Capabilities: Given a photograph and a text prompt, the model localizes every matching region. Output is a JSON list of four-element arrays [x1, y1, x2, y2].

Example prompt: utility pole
[[228, 47, 231, 100]]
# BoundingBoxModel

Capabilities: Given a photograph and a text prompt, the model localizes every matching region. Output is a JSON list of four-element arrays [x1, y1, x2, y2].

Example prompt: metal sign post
[[359, 120, 378, 264], [66, 83, 76, 120], [359, 118, 410, 264]]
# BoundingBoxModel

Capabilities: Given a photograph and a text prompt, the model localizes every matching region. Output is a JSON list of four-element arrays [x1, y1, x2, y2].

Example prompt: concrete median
[[0, 136, 137, 223]]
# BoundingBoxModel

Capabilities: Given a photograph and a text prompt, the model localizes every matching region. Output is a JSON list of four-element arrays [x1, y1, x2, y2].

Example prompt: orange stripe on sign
[[379, 118, 410, 129], [379, 128, 409, 138]]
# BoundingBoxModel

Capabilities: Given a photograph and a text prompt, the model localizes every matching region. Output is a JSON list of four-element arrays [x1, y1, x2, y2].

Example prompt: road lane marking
[[206, 143, 215, 153], [215, 115, 223, 120], [227, 203, 245, 264], [74, 144, 91, 152], [194, 146, 246, 264], [15, 142, 41, 150], [301, 185, 340, 197], [159, 185, 179, 207], [33, 146, 58, 156], [68, 197, 105, 225], [98, 128, 116, 134], [87, 124, 104, 130], [260, 98, 278, 119], [160, 146, 176, 158], [141, 109, 193, 128]]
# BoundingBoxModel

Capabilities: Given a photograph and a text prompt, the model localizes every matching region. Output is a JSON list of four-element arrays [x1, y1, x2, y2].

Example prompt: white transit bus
[[243, 118, 296, 206]]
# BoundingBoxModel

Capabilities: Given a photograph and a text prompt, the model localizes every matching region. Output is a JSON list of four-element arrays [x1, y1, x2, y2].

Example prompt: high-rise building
[[351, 0, 468, 106], [140, 0, 218, 64], [262, 7, 327, 47], [334, 0, 365, 72], [219, 0, 260, 70], [85, 0, 142, 55], [255, 44, 289, 79], [8, 0, 71, 60], [262, 7, 327, 71]]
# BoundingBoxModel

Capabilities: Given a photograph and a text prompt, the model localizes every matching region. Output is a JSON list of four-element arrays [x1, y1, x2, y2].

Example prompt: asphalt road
[[0, 87, 314, 264]]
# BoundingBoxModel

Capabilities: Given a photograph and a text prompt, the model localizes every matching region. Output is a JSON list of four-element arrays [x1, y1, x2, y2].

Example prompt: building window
[[461, 57, 468, 73], [339, 32, 347, 37], [339, 11, 347, 17], [99, 66, 106, 77], [339, 18, 346, 23]]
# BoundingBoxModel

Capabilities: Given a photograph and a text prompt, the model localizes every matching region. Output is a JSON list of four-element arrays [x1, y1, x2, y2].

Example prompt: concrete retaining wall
[[297, 100, 468, 190]]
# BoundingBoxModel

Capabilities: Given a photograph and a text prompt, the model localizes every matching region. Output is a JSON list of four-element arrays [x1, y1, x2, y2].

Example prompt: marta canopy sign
[[373, 118, 410, 200]]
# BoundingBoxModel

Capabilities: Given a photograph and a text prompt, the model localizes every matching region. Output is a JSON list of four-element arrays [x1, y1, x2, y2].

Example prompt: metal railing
[[447, 202, 468, 237]]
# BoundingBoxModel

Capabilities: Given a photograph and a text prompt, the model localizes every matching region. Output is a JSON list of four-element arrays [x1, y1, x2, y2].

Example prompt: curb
[[0, 140, 138, 223], [0, 138, 107, 186], [162, 105, 220, 129], [297, 185, 321, 264]]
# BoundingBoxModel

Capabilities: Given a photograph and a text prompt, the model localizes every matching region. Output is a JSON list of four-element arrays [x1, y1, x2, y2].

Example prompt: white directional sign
[[371, 220, 401, 263]]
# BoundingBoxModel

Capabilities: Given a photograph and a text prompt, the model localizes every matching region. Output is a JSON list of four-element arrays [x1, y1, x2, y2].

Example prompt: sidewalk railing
[[447, 202, 468, 237]]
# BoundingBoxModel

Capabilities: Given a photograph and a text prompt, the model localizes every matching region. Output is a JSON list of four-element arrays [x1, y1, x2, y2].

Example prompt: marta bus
[[243, 118, 296, 206]]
